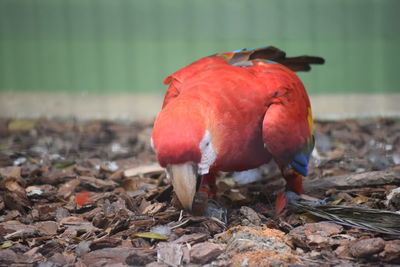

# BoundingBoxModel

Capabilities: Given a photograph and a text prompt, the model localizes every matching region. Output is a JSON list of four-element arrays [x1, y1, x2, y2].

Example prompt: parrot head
[[151, 106, 217, 210]]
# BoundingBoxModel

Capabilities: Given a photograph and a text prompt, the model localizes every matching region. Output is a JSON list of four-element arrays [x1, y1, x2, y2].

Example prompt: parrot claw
[[275, 191, 301, 215], [276, 191, 331, 214], [251, 191, 302, 215], [298, 196, 333, 206]]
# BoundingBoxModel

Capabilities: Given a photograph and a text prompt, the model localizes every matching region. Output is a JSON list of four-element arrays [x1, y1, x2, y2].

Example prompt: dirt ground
[[0, 118, 400, 266]]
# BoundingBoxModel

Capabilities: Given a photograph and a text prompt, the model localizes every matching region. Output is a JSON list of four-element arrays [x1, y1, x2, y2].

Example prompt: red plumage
[[152, 46, 324, 212]]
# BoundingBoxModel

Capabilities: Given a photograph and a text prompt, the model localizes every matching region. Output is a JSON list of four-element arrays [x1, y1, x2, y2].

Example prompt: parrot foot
[[297, 195, 333, 206], [276, 191, 332, 214], [275, 191, 297, 215], [254, 192, 331, 216], [251, 192, 299, 215]]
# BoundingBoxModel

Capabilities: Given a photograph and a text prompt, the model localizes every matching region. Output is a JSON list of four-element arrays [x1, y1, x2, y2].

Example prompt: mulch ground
[[0, 118, 399, 266]]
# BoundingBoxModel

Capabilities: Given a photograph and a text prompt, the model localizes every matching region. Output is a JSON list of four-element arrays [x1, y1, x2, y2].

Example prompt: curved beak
[[167, 163, 197, 210]]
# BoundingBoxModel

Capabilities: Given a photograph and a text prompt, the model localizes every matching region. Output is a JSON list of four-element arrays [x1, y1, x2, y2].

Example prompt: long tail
[[291, 202, 400, 235], [214, 46, 325, 72]]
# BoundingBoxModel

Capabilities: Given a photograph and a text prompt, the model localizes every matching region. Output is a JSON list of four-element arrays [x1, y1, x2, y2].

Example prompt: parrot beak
[[168, 163, 197, 211]]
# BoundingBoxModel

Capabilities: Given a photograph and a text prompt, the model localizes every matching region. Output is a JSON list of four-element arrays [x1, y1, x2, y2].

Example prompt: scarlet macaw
[[151, 46, 324, 213]]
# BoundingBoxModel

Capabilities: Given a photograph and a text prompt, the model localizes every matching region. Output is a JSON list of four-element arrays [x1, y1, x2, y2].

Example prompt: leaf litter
[[0, 117, 399, 266]]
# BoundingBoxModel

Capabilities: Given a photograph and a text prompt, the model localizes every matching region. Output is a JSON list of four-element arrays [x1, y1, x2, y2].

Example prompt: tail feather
[[214, 46, 325, 72], [278, 56, 325, 72]]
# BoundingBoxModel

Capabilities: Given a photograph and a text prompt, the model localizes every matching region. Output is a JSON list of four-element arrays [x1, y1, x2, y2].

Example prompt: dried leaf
[[350, 196, 369, 204], [123, 163, 164, 177], [8, 119, 36, 131], [0, 242, 13, 249], [54, 161, 76, 169], [329, 199, 344, 205], [134, 232, 169, 240]]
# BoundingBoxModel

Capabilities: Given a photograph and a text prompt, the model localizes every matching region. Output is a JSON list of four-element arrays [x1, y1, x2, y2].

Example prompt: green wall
[[0, 0, 399, 94]]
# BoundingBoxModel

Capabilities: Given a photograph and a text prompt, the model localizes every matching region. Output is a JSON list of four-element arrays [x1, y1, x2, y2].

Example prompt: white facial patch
[[150, 137, 156, 152], [198, 130, 217, 175]]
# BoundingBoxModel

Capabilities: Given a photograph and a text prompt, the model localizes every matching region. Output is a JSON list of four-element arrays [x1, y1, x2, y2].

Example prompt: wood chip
[[34, 221, 58, 236], [190, 242, 225, 264], [79, 176, 118, 190], [57, 178, 81, 198], [304, 170, 400, 195], [81, 247, 134, 266], [349, 238, 385, 258], [123, 163, 164, 178], [157, 242, 183, 266], [172, 233, 209, 245]]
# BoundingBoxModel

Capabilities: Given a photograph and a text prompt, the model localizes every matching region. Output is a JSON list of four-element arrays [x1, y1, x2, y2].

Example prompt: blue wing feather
[[290, 136, 315, 176]]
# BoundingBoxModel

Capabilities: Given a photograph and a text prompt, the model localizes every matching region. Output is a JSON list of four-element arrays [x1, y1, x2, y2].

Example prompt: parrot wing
[[262, 102, 314, 176], [161, 56, 227, 108], [213, 46, 318, 176], [259, 68, 315, 176], [213, 46, 324, 72], [161, 46, 324, 108]]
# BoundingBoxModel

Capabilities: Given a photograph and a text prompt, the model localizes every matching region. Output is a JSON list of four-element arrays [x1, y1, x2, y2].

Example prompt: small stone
[[269, 259, 284, 267], [55, 207, 70, 221], [76, 241, 92, 257], [289, 222, 343, 249], [349, 238, 385, 258], [387, 187, 400, 210], [157, 242, 183, 266], [240, 206, 262, 226], [335, 243, 352, 259]]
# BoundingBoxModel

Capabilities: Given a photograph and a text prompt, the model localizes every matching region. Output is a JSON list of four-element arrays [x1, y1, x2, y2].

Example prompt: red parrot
[[151, 46, 324, 212]]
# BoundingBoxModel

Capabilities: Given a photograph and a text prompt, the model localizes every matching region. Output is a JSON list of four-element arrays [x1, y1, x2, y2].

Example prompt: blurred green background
[[1, 0, 399, 95]]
